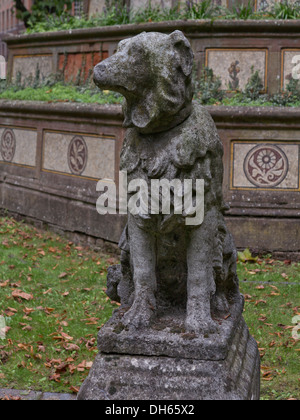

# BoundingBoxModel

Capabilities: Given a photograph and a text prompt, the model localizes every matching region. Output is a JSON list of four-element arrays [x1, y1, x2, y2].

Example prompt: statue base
[[77, 315, 260, 401]]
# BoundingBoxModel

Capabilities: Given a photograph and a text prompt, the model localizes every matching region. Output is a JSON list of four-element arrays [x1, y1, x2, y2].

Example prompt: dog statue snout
[[93, 62, 108, 88]]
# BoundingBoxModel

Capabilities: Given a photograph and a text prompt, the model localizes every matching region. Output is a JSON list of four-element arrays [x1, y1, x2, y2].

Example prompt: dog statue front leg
[[122, 215, 157, 329], [185, 211, 219, 335]]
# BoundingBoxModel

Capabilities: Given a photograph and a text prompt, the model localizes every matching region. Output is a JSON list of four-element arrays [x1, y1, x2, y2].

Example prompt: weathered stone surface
[[42, 131, 115, 180], [206, 49, 267, 92], [12, 55, 53, 85], [78, 317, 260, 401], [98, 300, 245, 361], [282, 49, 300, 90], [88, 0, 106, 17], [0, 127, 37, 167], [93, 31, 243, 335], [231, 141, 299, 190], [81, 30, 261, 400]]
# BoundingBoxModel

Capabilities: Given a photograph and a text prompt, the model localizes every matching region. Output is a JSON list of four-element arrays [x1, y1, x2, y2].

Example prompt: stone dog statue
[[94, 30, 243, 335]]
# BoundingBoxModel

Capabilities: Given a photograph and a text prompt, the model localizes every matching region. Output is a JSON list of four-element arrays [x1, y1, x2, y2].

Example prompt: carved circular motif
[[244, 145, 289, 188], [68, 136, 88, 176], [1, 129, 16, 162]]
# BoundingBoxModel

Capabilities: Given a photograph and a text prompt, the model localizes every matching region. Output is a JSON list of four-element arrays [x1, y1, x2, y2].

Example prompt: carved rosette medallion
[[244, 144, 289, 188], [68, 136, 88, 176], [1, 129, 16, 162]]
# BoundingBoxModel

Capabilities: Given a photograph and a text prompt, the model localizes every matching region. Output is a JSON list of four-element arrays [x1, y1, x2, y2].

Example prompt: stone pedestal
[[78, 312, 260, 400]]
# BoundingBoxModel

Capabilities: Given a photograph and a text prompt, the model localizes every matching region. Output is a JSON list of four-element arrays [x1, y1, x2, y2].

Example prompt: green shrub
[[184, 0, 220, 19], [23, 0, 300, 34], [194, 66, 224, 105], [269, 0, 300, 19], [224, 0, 259, 20], [0, 66, 123, 105], [1, 64, 300, 108], [194, 66, 300, 107], [244, 66, 265, 101]]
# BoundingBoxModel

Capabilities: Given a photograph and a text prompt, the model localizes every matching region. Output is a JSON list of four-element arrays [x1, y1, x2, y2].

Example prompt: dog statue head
[[94, 30, 194, 134]]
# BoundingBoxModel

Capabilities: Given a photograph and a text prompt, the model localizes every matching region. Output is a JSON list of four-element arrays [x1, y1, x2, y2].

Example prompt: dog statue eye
[[130, 44, 145, 57], [118, 39, 130, 52]]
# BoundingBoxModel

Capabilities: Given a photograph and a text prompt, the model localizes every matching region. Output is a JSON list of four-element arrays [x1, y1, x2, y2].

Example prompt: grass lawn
[[0, 218, 299, 400]]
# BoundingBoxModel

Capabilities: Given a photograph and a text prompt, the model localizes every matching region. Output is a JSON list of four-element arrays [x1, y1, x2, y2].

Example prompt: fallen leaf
[[22, 325, 33, 331], [43, 289, 52, 295], [44, 307, 55, 315], [238, 248, 258, 263], [0, 280, 9, 287], [255, 300, 267, 306], [63, 343, 80, 351], [269, 291, 280, 296], [49, 373, 61, 382], [68, 364, 77, 374], [61, 332, 73, 341], [10, 282, 21, 288], [12, 289, 33, 301], [37, 345, 46, 353], [55, 362, 68, 373], [4, 307, 17, 317], [76, 361, 86, 372], [81, 317, 99, 325], [262, 370, 273, 377]]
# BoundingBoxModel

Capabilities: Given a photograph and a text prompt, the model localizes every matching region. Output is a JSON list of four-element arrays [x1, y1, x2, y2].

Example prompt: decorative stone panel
[[231, 141, 300, 191], [12, 55, 53, 84], [206, 49, 268, 92], [281, 49, 300, 91], [42, 131, 116, 181], [0, 126, 37, 168]]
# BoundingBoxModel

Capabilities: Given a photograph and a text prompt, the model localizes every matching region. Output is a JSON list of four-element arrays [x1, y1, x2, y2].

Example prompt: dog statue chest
[[121, 128, 181, 180]]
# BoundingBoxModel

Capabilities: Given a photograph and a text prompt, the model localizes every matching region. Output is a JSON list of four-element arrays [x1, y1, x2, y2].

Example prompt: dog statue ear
[[169, 30, 194, 77]]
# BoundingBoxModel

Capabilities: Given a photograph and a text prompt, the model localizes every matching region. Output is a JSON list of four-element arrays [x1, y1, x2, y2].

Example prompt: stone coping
[[0, 100, 124, 125], [0, 388, 76, 400], [0, 100, 300, 126], [3, 20, 300, 46]]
